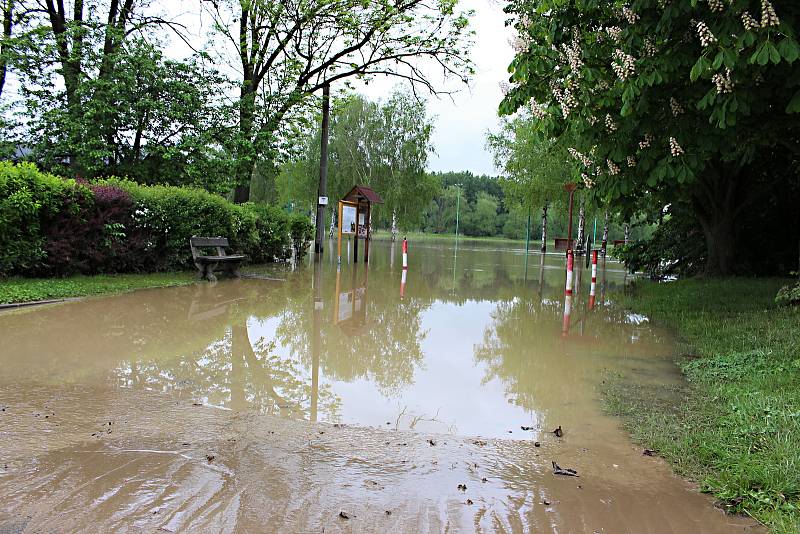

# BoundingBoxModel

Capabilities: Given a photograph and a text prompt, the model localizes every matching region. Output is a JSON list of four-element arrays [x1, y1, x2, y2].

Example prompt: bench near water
[[189, 236, 245, 281]]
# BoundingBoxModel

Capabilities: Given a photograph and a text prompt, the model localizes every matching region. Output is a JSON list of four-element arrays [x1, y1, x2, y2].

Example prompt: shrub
[[288, 213, 314, 259], [0, 163, 312, 277], [776, 282, 800, 307], [0, 162, 92, 276]]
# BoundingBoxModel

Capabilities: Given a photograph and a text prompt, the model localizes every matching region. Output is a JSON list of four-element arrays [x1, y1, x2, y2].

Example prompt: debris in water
[[428, 439, 436, 446], [534, 441, 541, 447], [339, 511, 350, 519], [192, 403, 203, 406], [542, 499, 551, 505], [553, 426, 563, 437], [206, 454, 215, 463], [552, 461, 578, 477], [473, 440, 487, 447], [466, 499, 474, 505], [481, 477, 488, 483], [385, 510, 392, 515], [643, 448, 656, 456], [457, 484, 467, 491], [521, 425, 534, 431]]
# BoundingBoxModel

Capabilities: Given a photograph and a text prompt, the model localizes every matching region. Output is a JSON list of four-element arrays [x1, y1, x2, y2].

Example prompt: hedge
[[0, 162, 313, 277]]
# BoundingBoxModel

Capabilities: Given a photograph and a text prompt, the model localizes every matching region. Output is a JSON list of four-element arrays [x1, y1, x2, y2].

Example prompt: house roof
[[343, 185, 384, 204]]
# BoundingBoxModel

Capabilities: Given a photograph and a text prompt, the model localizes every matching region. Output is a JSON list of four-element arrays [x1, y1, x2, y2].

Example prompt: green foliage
[[500, 0, 800, 275], [288, 213, 314, 259], [611, 278, 800, 531], [277, 89, 438, 230], [776, 282, 800, 307], [0, 163, 309, 277], [0, 161, 90, 274]]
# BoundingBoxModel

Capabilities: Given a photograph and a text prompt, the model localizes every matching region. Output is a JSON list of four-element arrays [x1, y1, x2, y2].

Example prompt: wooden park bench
[[189, 236, 245, 281]]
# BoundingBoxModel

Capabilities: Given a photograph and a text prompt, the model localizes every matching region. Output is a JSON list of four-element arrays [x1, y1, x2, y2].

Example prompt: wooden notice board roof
[[343, 185, 383, 204]]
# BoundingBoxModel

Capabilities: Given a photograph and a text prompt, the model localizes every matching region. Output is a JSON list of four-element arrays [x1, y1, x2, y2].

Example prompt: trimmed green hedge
[[0, 162, 313, 277]]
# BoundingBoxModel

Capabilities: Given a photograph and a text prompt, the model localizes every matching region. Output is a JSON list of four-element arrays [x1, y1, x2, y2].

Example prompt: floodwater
[[0, 238, 760, 533]]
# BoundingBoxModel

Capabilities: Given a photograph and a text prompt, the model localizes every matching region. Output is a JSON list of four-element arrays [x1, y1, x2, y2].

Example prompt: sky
[[355, 0, 515, 176]]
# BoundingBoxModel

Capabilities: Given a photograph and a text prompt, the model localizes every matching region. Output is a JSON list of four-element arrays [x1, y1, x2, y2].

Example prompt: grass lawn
[[371, 230, 539, 247], [606, 278, 800, 532], [0, 272, 196, 305]]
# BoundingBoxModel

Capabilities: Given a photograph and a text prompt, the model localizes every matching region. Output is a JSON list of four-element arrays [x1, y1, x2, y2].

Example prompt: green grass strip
[[0, 272, 196, 305], [608, 278, 800, 532]]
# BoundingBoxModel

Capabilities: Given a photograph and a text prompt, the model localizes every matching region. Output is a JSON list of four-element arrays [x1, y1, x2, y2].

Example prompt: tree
[[488, 116, 573, 251], [500, 0, 800, 275], [205, 0, 474, 203], [276, 89, 439, 229]]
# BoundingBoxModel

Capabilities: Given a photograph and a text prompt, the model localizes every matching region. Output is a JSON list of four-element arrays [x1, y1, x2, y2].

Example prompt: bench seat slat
[[195, 255, 245, 262], [190, 237, 229, 247]]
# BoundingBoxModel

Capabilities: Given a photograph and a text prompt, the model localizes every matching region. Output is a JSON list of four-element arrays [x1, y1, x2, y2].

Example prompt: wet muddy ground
[[0, 239, 762, 532]]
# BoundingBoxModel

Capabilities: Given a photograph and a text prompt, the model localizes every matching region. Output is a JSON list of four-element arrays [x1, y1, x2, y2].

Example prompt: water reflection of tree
[[474, 291, 671, 415], [275, 265, 429, 397]]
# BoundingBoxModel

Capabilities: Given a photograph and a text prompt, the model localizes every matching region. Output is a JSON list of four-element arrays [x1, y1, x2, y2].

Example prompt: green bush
[[0, 163, 311, 277], [776, 282, 800, 307], [288, 213, 314, 259], [0, 162, 92, 276]]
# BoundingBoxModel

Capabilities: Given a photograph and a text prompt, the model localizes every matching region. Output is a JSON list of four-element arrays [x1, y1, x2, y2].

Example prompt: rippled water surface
[[0, 239, 761, 533]]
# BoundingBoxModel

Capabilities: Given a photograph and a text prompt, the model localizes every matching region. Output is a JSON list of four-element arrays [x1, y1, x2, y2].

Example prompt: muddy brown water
[[0, 239, 760, 533]]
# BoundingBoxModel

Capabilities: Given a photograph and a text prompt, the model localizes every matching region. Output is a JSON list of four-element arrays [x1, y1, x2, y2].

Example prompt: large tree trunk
[[693, 163, 742, 276]]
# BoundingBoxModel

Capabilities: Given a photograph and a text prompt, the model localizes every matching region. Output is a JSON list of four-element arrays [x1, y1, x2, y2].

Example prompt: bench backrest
[[190, 236, 229, 259]]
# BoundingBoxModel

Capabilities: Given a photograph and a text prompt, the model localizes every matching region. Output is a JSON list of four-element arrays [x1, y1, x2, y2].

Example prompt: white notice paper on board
[[341, 204, 357, 234]]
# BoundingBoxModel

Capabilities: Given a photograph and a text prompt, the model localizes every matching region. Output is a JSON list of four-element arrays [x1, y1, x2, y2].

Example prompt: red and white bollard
[[402, 237, 408, 270], [589, 249, 598, 310], [400, 268, 407, 300], [562, 249, 574, 336]]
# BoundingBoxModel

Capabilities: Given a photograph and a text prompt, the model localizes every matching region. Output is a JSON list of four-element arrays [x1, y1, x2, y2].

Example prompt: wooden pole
[[337, 201, 343, 265], [364, 202, 371, 263], [314, 84, 331, 256], [353, 202, 360, 263]]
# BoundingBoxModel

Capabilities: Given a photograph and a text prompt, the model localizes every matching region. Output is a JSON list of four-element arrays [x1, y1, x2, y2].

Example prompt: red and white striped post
[[402, 237, 408, 270], [588, 249, 598, 310], [562, 249, 574, 336], [400, 268, 407, 300]]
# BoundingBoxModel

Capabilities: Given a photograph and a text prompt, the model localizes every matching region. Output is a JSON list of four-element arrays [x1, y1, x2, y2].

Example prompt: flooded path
[[0, 239, 760, 533]]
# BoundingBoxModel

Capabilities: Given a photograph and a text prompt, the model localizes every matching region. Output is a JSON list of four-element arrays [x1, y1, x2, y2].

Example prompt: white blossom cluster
[[639, 132, 654, 150], [643, 38, 658, 57], [607, 159, 620, 176], [707, 0, 724, 13], [605, 26, 622, 42], [712, 68, 734, 93], [741, 11, 760, 30], [499, 81, 510, 95], [657, 0, 669, 7], [612, 49, 636, 80], [587, 115, 598, 125], [696, 21, 717, 47], [582, 173, 595, 188], [761, 0, 780, 27], [627, 156, 637, 167], [561, 40, 584, 73], [670, 97, 684, 116], [669, 137, 684, 156], [605, 114, 618, 132], [529, 99, 548, 119], [552, 83, 578, 117], [622, 7, 639, 24], [597, 79, 610, 91], [568, 147, 594, 168], [510, 34, 529, 53]]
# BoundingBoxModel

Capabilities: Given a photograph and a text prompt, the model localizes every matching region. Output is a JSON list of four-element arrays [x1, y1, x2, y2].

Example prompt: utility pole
[[314, 84, 331, 258]]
